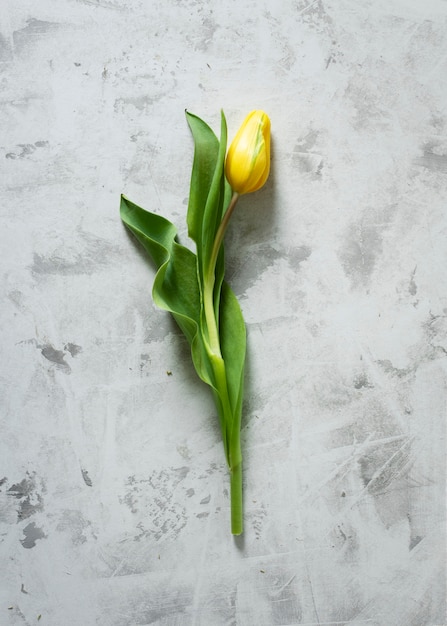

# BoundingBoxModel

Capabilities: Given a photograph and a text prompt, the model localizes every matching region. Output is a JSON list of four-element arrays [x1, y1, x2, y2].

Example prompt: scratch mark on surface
[[272, 574, 296, 597], [353, 436, 414, 506], [363, 437, 414, 491], [300, 433, 377, 502], [306, 569, 321, 625], [297, 0, 320, 16], [74, 0, 127, 10]]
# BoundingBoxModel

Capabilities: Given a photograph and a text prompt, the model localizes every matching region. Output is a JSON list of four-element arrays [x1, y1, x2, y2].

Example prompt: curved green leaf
[[185, 111, 219, 248], [120, 195, 246, 459], [186, 111, 231, 304], [120, 195, 199, 346]]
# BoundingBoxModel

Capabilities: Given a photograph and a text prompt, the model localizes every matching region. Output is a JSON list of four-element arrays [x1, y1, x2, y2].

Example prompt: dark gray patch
[[6, 143, 36, 159], [13, 19, 61, 53], [64, 342, 82, 357], [409, 266, 418, 296], [114, 95, 157, 113], [81, 469, 93, 487], [325, 54, 334, 69], [200, 494, 211, 504], [0, 477, 7, 489], [196, 512, 209, 519], [295, 129, 319, 152], [139, 353, 151, 372], [5, 141, 48, 159], [121, 489, 138, 514], [377, 359, 412, 378], [186, 488, 194, 498], [409, 535, 423, 551], [226, 242, 308, 295], [292, 130, 323, 177], [415, 144, 447, 173], [294, 153, 324, 176], [31, 228, 123, 277], [353, 373, 374, 389], [7, 474, 44, 521], [21, 339, 80, 373], [32, 252, 80, 276], [40, 344, 69, 370], [20, 522, 47, 548]]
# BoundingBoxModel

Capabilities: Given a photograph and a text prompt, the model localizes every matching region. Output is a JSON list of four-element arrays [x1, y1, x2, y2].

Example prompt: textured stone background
[[1, 0, 446, 624]]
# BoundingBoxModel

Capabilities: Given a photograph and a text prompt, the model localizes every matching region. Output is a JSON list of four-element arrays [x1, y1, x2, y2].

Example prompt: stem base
[[230, 462, 243, 535]]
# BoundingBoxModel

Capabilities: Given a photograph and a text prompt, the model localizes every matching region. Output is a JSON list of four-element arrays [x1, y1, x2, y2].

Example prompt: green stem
[[203, 192, 239, 356], [230, 461, 243, 535], [209, 192, 239, 281], [202, 191, 239, 424], [202, 190, 243, 534]]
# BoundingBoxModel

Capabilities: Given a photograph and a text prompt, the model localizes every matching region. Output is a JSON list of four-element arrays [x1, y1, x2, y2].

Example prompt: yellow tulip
[[225, 110, 271, 195]]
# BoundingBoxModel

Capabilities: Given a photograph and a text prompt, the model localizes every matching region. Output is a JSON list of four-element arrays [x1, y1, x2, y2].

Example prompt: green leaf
[[185, 111, 220, 248], [186, 111, 231, 292], [120, 195, 200, 346], [120, 196, 215, 381], [201, 112, 228, 268], [219, 281, 246, 438], [120, 195, 245, 460]]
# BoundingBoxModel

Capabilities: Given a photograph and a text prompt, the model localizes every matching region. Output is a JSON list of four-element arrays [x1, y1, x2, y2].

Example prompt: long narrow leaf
[[185, 112, 219, 249]]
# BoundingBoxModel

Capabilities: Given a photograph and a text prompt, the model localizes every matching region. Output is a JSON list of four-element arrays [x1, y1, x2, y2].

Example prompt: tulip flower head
[[225, 110, 271, 195]]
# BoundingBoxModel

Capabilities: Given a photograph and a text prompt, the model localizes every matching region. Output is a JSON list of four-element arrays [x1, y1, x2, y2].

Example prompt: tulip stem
[[230, 460, 243, 535], [202, 190, 243, 534], [209, 192, 239, 277], [203, 191, 239, 356]]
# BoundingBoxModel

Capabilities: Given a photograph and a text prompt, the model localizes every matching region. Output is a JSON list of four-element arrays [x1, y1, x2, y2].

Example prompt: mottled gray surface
[[1, 0, 446, 624]]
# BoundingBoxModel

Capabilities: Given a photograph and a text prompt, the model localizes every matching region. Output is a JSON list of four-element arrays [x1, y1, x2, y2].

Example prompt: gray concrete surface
[[1, 1, 446, 624]]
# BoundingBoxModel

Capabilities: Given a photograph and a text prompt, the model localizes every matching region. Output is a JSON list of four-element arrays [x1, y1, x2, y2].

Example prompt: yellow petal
[[225, 110, 271, 195]]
